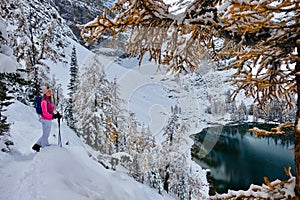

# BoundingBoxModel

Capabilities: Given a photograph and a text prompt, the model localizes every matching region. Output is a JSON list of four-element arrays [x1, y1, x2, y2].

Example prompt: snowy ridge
[[0, 101, 174, 200]]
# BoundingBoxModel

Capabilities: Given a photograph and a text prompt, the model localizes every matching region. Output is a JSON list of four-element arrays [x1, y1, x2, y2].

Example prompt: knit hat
[[41, 86, 51, 94]]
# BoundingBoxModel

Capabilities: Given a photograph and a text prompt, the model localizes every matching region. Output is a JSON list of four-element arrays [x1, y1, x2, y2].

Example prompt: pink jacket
[[41, 96, 54, 120]]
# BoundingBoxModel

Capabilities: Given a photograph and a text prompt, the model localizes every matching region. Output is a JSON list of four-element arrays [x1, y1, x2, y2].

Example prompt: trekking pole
[[58, 117, 62, 147]]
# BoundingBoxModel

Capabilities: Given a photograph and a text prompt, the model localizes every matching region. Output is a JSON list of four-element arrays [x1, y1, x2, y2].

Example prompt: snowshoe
[[32, 144, 41, 152]]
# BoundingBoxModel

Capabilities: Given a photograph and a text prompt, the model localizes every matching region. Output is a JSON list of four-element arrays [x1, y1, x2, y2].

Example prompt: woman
[[32, 85, 61, 152]]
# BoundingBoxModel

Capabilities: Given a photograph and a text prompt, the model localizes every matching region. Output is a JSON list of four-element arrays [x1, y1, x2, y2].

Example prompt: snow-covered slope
[[0, 101, 174, 200]]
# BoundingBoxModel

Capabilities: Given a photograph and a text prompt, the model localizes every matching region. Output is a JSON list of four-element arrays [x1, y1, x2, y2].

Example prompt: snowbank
[[0, 101, 174, 200]]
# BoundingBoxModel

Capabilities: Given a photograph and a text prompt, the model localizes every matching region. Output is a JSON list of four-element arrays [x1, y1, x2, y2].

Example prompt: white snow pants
[[36, 119, 52, 147]]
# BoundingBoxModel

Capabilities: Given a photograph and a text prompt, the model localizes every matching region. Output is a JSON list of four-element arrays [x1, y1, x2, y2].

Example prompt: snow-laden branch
[[77, 0, 299, 116], [211, 167, 295, 199], [0, 17, 17, 73]]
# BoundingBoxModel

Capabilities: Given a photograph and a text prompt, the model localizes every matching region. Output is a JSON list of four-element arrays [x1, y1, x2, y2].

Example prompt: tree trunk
[[163, 164, 170, 193], [295, 101, 300, 197], [294, 41, 300, 197]]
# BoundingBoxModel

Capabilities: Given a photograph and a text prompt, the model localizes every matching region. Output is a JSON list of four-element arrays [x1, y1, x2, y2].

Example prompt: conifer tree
[[237, 101, 248, 121], [73, 57, 106, 150], [0, 16, 16, 151], [148, 167, 163, 194], [0, 73, 13, 137], [237, 104, 246, 122], [225, 90, 232, 113], [163, 105, 180, 145], [66, 45, 79, 130], [230, 111, 237, 122], [130, 154, 143, 182], [103, 78, 126, 152], [126, 113, 140, 153], [230, 99, 237, 115], [177, 173, 189, 200], [158, 106, 193, 196], [253, 104, 259, 122]]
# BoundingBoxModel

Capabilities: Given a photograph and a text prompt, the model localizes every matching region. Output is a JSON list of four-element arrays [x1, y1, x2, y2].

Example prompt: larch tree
[[103, 78, 126, 153], [126, 112, 140, 153], [2, 0, 66, 103], [78, 0, 300, 196], [126, 124, 153, 154]]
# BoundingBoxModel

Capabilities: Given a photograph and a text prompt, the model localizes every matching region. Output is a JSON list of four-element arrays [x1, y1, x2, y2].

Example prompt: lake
[[191, 123, 295, 194]]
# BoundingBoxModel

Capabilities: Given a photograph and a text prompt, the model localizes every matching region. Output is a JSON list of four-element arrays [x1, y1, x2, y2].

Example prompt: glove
[[53, 112, 62, 119]]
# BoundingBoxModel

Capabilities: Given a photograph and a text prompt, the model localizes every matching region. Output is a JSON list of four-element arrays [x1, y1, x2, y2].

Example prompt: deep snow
[[0, 100, 175, 200]]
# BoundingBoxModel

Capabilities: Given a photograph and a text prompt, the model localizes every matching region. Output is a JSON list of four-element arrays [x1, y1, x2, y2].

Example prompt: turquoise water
[[191, 123, 295, 194]]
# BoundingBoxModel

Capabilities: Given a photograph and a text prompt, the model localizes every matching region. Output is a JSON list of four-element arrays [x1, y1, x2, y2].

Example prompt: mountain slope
[[51, 0, 107, 40], [0, 101, 174, 200]]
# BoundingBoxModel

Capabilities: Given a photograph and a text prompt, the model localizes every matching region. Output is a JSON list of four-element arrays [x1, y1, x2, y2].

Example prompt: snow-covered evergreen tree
[[126, 113, 141, 153], [253, 104, 259, 122], [163, 105, 180, 145], [102, 78, 126, 153], [142, 126, 156, 153], [73, 56, 107, 151], [237, 101, 247, 121], [230, 111, 237, 122], [155, 105, 195, 197], [66, 45, 79, 130], [0, 16, 17, 152], [283, 102, 296, 123], [177, 173, 189, 200], [0, 73, 13, 146], [130, 154, 143, 183], [224, 90, 232, 113], [240, 101, 248, 119], [230, 99, 237, 115], [148, 166, 163, 194]]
